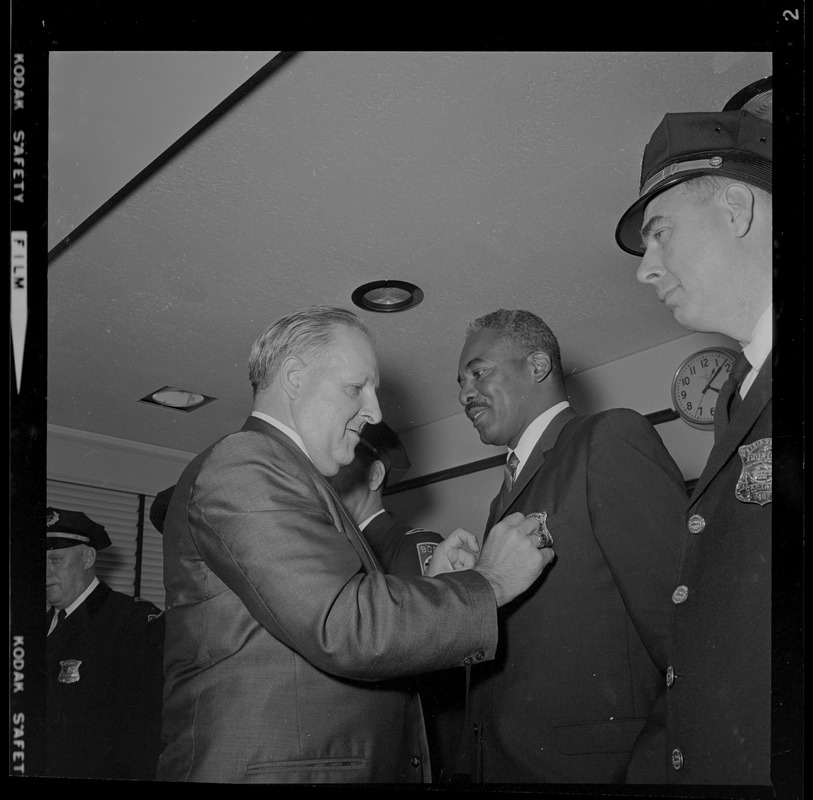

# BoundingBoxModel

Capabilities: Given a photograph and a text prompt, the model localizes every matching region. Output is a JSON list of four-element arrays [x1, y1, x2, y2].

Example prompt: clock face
[[672, 348, 738, 429]]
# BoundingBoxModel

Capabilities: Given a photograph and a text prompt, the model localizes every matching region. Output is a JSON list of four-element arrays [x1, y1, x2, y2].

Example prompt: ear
[[369, 460, 387, 492], [83, 547, 97, 570], [278, 355, 307, 400], [722, 182, 755, 238], [528, 351, 552, 383]]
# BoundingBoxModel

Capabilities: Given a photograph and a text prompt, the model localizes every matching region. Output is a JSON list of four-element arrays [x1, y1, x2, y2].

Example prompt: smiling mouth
[[467, 406, 488, 425]]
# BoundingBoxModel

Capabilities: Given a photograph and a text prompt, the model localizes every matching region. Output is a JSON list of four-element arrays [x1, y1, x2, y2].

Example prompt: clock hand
[[700, 364, 726, 395]]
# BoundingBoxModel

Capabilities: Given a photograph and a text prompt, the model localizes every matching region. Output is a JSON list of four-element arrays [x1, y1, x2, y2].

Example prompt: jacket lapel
[[486, 407, 577, 532], [241, 415, 383, 571], [690, 356, 772, 506]]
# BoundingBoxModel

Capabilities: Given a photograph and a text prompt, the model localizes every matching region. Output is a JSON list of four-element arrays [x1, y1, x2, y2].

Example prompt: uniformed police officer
[[615, 106, 774, 786], [330, 421, 444, 575], [45, 507, 166, 779], [330, 422, 464, 783]]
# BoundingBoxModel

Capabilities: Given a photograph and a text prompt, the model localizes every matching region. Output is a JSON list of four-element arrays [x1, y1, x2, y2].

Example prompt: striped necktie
[[503, 451, 520, 494]]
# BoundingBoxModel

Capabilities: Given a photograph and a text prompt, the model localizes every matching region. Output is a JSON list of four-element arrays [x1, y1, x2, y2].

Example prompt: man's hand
[[473, 512, 555, 606], [425, 528, 480, 576]]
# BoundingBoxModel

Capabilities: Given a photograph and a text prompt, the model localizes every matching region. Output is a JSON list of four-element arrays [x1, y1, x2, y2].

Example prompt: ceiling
[[47, 50, 773, 455]]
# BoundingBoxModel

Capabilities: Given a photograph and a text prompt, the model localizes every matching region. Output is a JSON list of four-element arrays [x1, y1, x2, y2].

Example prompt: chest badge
[[58, 659, 82, 684], [735, 437, 772, 506]]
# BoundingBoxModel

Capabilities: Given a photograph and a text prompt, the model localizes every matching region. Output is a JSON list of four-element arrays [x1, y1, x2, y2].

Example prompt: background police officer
[[45, 507, 165, 779], [330, 421, 465, 782]]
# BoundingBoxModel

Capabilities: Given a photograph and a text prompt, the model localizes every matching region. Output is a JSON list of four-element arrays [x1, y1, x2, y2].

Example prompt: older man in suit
[[615, 107, 777, 786], [455, 308, 687, 784], [157, 305, 553, 784]]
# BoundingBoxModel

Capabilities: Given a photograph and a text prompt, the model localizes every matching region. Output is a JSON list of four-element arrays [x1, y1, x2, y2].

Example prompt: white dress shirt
[[740, 303, 773, 399], [508, 401, 571, 481]]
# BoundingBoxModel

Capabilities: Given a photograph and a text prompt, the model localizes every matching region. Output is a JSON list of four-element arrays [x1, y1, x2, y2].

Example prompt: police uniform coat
[[362, 510, 443, 576], [157, 416, 498, 784], [663, 357, 772, 785], [464, 407, 686, 783], [44, 580, 165, 780]]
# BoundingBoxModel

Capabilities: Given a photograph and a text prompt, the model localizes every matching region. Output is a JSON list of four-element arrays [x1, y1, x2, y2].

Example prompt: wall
[[47, 330, 737, 542], [47, 426, 195, 496]]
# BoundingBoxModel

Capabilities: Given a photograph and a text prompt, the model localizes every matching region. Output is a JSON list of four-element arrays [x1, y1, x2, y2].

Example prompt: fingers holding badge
[[526, 512, 554, 549]]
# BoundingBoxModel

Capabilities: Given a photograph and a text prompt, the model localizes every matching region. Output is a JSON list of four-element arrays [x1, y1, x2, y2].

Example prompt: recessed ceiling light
[[351, 280, 424, 313], [139, 386, 215, 413]]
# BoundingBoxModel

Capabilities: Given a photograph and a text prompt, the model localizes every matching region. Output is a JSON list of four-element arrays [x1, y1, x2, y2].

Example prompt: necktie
[[503, 451, 520, 494], [714, 351, 751, 436], [48, 607, 66, 636]]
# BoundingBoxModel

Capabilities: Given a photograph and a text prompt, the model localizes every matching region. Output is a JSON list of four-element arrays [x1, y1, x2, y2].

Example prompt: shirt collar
[[742, 303, 773, 372], [56, 576, 100, 618], [358, 508, 386, 531], [251, 411, 311, 461], [509, 401, 570, 479]]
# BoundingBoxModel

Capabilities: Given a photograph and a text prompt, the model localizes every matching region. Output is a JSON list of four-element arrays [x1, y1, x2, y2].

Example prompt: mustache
[[465, 401, 487, 414]]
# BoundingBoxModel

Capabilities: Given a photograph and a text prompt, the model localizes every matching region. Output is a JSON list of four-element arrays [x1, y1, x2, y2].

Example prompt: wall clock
[[671, 347, 738, 429]]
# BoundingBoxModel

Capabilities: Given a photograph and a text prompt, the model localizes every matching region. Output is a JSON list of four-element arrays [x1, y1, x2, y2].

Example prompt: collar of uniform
[[251, 411, 311, 462], [742, 303, 773, 373], [51, 576, 100, 620], [508, 401, 570, 481], [358, 508, 386, 531]]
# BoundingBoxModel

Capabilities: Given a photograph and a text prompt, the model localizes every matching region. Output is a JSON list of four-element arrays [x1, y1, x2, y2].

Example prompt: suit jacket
[[44, 581, 165, 780], [663, 356, 773, 785], [465, 407, 686, 783], [157, 416, 498, 784]]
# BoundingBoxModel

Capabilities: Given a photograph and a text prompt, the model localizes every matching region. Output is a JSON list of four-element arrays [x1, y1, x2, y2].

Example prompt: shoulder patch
[[416, 541, 438, 576]]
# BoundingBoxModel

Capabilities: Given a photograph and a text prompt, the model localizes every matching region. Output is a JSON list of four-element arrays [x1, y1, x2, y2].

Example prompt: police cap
[[46, 507, 112, 551], [149, 485, 175, 534], [357, 421, 411, 486], [615, 109, 772, 256]]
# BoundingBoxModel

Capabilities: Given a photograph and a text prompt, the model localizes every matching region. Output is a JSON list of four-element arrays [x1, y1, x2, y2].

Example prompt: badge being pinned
[[526, 512, 554, 549], [58, 659, 82, 684], [735, 437, 772, 506]]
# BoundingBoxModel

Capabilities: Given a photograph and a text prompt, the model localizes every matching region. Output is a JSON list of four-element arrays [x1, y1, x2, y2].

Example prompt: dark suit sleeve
[[187, 435, 498, 682], [109, 601, 166, 779], [585, 409, 685, 670]]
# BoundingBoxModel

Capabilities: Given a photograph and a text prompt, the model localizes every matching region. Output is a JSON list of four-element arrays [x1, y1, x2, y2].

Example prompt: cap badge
[[58, 659, 82, 684], [735, 437, 772, 506], [47, 510, 60, 527], [709, 156, 723, 167]]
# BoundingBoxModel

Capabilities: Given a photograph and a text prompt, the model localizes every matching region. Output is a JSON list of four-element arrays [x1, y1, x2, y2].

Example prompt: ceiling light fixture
[[139, 386, 215, 413], [351, 280, 424, 313]]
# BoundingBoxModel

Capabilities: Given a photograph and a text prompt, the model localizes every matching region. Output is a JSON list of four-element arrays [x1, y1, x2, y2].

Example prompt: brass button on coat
[[687, 514, 705, 534], [666, 666, 675, 687], [671, 748, 684, 770], [672, 585, 689, 604]]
